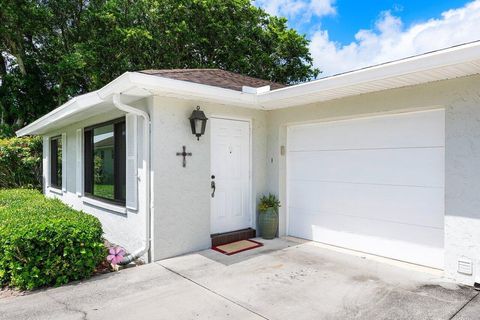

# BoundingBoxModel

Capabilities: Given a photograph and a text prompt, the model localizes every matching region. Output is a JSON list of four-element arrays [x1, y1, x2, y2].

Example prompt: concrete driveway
[[1, 238, 479, 320]]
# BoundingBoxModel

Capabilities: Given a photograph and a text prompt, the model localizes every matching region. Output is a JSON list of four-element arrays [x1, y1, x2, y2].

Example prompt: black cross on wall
[[176, 145, 192, 168]]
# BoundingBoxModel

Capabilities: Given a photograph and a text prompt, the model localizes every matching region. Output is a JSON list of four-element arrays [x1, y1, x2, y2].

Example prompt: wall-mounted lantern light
[[189, 106, 208, 140]]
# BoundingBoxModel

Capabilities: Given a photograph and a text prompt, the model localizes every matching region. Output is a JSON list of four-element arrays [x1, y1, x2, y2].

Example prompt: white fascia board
[[15, 41, 480, 136], [16, 71, 259, 136], [97, 72, 137, 99], [98, 72, 258, 108], [16, 92, 103, 136], [242, 85, 270, 94], [258, 41, 480, 108], [126, 72, 258, 108], [17, 72, 150, 136]]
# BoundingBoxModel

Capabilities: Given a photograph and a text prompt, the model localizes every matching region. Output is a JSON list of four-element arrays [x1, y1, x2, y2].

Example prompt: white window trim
[[76, 128, 83, 196], [125, 114, 138, 210], [82, 196, 127, 214], [44, 136, 50, 190], [48, 186, 63, 195], [61, 132, 67, 192], [46, 134, 66, 195]]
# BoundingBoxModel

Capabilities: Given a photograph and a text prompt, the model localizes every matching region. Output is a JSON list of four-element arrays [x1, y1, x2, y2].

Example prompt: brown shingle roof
[[140, 69, 286, 92]]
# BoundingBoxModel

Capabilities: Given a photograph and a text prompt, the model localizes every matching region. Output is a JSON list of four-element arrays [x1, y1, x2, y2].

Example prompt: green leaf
[[0, 189, 106, 290], [0, 0, 319, 135]]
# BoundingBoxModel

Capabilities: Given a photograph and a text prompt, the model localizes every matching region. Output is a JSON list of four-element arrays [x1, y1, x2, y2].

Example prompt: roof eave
[[16, 91, 104, 136], [123, 72, 258, 107], [16, 41, 480, 136], [258, 40, 480, 109], [16, 72, 259, 136]]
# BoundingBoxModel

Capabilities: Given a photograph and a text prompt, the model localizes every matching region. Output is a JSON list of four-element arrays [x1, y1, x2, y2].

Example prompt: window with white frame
[[50, 136, 63, 189], [84, 118, 126, 204]]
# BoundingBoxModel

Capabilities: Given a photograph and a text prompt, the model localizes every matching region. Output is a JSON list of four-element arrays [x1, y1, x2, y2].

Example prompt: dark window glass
[[114, 122, 126, 201], [84, 130, 93, 194], [93, 124, 115, 200], [50, 136, 62, 188], [84, 118, 126, 204]]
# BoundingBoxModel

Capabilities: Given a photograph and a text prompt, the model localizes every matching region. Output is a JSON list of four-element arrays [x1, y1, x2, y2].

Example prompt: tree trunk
[[0, 53, 6, 76], [5, 38, 27, 76]]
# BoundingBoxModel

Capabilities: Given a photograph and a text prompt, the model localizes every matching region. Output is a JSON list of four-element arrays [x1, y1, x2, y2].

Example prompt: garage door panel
[[286, 109, 445, 268], [288, 208, 444, 268], [288, 109, 444, 151], [288, 148, 444, 187], [288, 180, 444, 229], [288, 207, 444, 249]]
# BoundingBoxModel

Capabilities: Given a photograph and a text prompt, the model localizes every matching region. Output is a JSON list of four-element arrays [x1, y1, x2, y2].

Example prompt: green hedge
[[0, 136, 42, 190], [0, 189, 106, 289]]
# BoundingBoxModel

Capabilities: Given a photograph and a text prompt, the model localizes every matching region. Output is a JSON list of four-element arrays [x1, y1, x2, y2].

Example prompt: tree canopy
[[0, 0, 320, 136]]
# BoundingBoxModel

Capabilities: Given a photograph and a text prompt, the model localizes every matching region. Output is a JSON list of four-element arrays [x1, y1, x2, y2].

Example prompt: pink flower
[[107, 246, 125, 265]]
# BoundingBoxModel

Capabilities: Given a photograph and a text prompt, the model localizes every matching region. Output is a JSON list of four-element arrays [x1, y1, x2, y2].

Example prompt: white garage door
[[287, 109, 445, 268]]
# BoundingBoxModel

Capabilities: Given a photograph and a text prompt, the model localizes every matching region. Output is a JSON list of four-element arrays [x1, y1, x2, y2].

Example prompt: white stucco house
[[17, 41, 480, 285]]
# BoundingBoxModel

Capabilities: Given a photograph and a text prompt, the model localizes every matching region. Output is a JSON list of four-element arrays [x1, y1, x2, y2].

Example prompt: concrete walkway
[[1, 238, 478, 320]]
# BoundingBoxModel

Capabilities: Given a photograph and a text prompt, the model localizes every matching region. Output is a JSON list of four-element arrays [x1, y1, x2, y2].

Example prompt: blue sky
[[254, 0, 480, 76], [306, 0, 470, 44]]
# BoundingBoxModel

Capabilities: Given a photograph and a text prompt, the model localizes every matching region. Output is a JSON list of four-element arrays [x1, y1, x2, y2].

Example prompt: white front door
[[211, 118, 251, 234]]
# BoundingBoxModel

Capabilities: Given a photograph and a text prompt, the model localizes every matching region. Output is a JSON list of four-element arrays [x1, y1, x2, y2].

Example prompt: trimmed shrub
[[0, 136, 42, 190], [0, 189, 106, 290]]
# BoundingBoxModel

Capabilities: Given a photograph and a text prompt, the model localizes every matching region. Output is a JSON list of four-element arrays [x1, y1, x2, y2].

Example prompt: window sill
[[83, 196, 127, 214], [48, 186, 64, 195]]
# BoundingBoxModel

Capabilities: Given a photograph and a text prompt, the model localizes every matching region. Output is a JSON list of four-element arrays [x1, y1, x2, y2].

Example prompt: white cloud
[[310, 1, 480, 76], [255, 0, 336, 19], [309, 0, 336, 17]]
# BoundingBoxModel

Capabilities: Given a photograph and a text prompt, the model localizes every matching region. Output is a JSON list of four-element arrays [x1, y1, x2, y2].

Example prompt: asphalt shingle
[[140, 69, 286, 91]]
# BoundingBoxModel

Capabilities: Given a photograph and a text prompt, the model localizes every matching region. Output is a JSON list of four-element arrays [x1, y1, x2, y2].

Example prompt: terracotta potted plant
[[258, 194, 281, 239]]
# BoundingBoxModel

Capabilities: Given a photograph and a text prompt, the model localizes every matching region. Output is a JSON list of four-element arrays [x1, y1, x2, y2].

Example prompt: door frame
[[209, 114, 255, 233]]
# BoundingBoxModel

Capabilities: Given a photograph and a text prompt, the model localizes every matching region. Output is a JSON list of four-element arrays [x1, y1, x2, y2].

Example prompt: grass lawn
[[94, 184, 114, 199]]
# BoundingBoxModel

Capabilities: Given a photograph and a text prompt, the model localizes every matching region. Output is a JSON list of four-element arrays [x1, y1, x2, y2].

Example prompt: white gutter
[[97, 72, 258, 108], [112, 94, 152, 264], [257, 40, 480, 106], [126, 72, 258, 108], [16, 91, 104, 136], [16, 41, 480, 137]]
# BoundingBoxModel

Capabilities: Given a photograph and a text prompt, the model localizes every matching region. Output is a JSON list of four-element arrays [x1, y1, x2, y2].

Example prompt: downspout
[[112, 94, 151, 264]]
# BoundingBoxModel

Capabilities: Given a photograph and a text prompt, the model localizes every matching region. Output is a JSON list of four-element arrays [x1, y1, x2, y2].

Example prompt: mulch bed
[[0, 287, 25, 299]]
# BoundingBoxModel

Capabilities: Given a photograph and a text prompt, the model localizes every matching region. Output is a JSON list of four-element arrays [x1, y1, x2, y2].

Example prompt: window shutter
[[76, 128, 83, 196], [44, 136, 50, 189], [61, 133, 67, 192], [125, 114, 138, 210]]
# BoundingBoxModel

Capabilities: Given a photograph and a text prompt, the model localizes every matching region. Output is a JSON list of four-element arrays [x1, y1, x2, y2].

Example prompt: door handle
[[211, 180, 216, 198]]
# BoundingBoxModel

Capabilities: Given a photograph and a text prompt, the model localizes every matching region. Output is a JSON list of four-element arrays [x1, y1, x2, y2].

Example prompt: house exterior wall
[[150, 96, 267, 261], [266, 74, 480, 285], [36, 74, 480, 286], [41, 100, 150, 256]]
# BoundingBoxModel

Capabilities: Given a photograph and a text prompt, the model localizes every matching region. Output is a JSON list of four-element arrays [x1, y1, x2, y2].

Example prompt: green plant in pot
[[258, 194, 281, 239]]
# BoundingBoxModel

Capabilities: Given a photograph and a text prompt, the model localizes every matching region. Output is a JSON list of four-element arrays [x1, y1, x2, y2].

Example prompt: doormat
[[212, 239, 263, 255]]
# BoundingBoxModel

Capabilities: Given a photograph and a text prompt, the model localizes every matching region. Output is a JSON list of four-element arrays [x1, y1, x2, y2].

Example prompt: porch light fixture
[[189, 106, 208, 140]]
